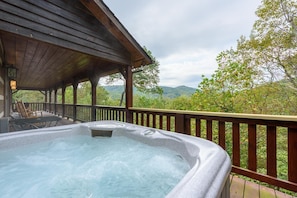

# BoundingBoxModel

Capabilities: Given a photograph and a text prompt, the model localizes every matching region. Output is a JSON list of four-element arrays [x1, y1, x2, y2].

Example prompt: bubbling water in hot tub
[[0, 134, 190, 197]]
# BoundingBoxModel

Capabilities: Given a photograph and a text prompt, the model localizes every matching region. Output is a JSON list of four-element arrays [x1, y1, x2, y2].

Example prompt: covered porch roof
[[0, 0, 152, 90]]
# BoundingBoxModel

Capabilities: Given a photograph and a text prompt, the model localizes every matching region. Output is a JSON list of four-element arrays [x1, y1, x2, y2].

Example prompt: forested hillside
[[103, 85, 196, 99]]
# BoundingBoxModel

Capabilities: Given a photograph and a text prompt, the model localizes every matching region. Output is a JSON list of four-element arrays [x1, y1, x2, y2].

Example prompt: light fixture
[[6, 65, 17, 80], [6, 65, 17, 90], [10, 80, 17, 90]]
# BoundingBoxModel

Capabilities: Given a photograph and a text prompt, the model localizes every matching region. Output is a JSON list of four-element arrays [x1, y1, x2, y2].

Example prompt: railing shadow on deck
[[26, 102, 297, 194]]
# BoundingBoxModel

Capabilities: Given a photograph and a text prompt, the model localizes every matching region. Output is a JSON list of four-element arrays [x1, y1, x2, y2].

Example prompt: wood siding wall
[[0, 68, 4, 118], [0, 29, 4, 118]]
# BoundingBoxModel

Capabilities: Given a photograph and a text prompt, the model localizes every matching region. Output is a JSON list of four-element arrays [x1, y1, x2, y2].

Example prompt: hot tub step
[[91, 130, 112, 137]]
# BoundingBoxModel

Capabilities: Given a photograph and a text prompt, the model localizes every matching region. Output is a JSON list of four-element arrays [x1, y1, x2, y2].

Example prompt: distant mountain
[[103, 85, 196, 99], [161, 86, 196, 98]]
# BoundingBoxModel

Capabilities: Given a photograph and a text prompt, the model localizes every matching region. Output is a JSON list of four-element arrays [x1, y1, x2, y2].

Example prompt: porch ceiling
[[1, 31, 121, 90], [0, 0, 152, 91]]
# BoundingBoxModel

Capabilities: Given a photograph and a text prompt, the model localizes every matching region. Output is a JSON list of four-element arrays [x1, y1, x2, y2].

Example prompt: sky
[[103, 0, 261, 88]]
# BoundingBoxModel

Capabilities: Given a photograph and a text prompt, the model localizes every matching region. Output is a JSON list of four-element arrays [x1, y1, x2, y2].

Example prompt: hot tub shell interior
[[0, 121, 231, 198]]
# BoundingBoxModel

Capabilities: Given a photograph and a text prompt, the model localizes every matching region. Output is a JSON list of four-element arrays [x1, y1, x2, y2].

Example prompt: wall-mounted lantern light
[[7, 66, 17, 80], [6, 64, 18, 90], [10, 80, 17, 90]]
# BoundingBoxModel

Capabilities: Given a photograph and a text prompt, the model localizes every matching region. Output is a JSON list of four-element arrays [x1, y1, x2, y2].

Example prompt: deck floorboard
[[230, 175, 296, 198]]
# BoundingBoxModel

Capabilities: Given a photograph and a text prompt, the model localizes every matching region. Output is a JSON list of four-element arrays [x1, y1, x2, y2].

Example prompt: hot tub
[[0, 121, 231, 198]]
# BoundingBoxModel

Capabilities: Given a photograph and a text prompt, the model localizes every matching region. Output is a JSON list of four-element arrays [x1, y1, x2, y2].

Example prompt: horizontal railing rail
[[22, 103, 297, 192]]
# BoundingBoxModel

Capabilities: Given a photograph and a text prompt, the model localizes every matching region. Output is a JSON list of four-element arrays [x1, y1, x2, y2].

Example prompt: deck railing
[[24, 103, 297, 192]]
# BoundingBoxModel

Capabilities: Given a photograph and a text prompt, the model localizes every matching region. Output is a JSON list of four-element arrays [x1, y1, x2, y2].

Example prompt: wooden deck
[[230, 174, 297, 198]]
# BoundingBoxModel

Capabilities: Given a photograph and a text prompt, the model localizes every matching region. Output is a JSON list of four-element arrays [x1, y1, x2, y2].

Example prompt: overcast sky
[[103, 0, 261, 88]]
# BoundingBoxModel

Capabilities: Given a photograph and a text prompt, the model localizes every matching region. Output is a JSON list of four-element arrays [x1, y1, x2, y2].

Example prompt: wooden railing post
[[175, 114, 185, 134], [185, 116, 191, 135]]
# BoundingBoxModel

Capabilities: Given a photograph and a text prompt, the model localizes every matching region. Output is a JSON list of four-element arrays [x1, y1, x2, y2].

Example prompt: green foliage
[[103, 85, 196, 100], [189, 0, 297, 115], [57, 82, 112, 105], [191, 57, 257, 112], [134, 95, 167, 109], [250, 0, 297, 88], [161, 86, 196, 98], [12, 90, 44, 103], [166, 95, 194, 110], [105, 46, 163, 95]]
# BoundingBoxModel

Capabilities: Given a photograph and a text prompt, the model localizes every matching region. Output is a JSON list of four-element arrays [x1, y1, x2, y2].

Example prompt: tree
[[13, 90, 44, 103], [192, 56, 257, 112], [194, 0, 297, 114], [58, 82, 111, 105], [250, 0, 297, 88], [105, 46, 163, 105]]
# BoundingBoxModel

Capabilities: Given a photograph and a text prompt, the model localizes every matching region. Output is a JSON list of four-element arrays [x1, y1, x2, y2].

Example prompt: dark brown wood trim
[[79, 0, 152, 66], [267, 126, 277, 177]]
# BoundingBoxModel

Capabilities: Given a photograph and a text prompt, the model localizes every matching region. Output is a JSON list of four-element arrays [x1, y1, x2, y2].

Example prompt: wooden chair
[[11, 101, 61, 131], [15, 100, 38, 118]]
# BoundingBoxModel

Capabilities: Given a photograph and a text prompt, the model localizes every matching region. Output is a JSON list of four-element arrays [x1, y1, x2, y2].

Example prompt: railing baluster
[[146, 113, 150, 127], [219, 121, 226, 149], [196, 118, 201, 137], [167, 115, 171, 131], [152, 114, 156, 128], [288, 127, 297, 183], [140, 112, 144, 126], [248, 124, 257, 171], [233, 122, 240, 166], [267, 126, 277, 177], [206, 120, 212, 141], [135, 112, 139, 124], [159, 114, 163, 129]]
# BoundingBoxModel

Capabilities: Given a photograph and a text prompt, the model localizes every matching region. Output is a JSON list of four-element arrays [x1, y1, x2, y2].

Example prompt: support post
[[54, 88, 57, 115], [125, 65, 133, 123], [90, 76, 99, 121], [73, 81, 78, 122], [44, 90, 48, 111], [62, 85, 66, 118], [49, 90, 52, 113], [175, 114, 185, 134]]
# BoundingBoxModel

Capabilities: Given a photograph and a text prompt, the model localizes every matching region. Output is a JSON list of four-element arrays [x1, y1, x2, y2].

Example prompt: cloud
[[158, 49, 219, 88], [104, 0, 260, 87]]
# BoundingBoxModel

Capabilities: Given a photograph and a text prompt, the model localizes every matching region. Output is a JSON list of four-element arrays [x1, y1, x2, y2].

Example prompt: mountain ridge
[[103, 85, 196, 99]]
